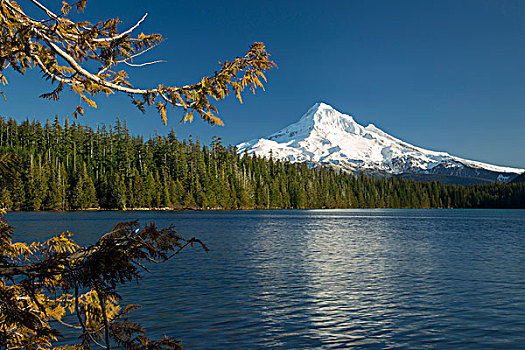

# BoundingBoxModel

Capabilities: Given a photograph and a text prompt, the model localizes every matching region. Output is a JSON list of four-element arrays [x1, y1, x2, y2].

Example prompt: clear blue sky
[[2, 0, 525, 168]]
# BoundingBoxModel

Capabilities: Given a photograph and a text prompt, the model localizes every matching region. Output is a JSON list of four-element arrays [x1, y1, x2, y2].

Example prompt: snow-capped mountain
[[237, 103, 524, 183]]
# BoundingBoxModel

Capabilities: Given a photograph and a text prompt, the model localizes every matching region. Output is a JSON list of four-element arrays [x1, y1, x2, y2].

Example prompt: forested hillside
[[511, 172, 525, 183], [0, 116, 524, 210]]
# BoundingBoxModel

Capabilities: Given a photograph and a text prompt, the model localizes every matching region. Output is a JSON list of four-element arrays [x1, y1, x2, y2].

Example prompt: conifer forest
[[0, 116, 523, 211]]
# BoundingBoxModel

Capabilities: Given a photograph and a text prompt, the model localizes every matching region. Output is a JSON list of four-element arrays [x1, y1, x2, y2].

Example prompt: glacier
[[237, 103, 524, 183]]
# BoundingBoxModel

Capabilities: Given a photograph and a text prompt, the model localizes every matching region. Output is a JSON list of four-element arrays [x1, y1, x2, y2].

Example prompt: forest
[[0, 116, 524, 210]]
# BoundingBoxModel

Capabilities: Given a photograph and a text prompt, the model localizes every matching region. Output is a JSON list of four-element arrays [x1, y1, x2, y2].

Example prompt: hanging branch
[[0, 0, 276, 125], [0, 218, 204, 349]]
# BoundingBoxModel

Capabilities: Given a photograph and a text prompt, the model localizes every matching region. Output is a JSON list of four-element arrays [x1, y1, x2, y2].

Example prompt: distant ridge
[[237, 103, 523, 184]]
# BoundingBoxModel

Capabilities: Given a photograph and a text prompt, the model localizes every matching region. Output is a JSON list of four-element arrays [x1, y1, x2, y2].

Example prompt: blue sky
[[2, 0, 525, 168]]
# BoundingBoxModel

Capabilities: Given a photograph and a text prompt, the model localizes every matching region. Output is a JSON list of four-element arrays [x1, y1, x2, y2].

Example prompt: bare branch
[[98, 44, 159, 74], [28, 0, 147, 44], [123, 59, 166, 67], [41, 35, 156, 95], [93, 13, 148, 42], [29, 0, 59, 19], [32, 53, 74, 85]]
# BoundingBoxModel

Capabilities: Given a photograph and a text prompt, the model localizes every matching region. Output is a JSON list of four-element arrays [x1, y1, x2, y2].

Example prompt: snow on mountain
[[237, 103, 523, 182]]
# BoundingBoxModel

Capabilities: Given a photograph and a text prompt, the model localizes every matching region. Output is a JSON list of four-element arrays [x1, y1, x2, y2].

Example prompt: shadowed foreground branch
[[0, 212, 209, 349]]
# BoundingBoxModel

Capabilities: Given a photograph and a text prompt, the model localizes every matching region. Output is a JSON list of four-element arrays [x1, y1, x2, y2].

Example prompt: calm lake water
[[5, 209, 525, 349]]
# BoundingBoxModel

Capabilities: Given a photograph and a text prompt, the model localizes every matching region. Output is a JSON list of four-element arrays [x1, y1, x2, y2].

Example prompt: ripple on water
[[6, 209, 525, 349]]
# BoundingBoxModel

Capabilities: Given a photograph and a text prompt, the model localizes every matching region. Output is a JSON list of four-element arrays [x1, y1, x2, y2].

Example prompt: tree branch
[[92, 13, 148, 43], [98, 44, 159, 74], [28, 0, 147, 44], [41, 35, 157, 95], [98, 291, 111, 350], [2, 0, 276, 125], [29, 0, 59, 20], [0, 223, 191, 279], [123, 59, 166, 67]]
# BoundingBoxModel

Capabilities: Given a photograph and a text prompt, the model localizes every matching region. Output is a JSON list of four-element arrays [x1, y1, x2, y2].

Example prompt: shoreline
[[3, 207, 525, 213]]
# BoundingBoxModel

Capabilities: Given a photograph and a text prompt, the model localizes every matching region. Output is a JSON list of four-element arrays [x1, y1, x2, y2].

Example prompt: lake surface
[[5, 209, 525, 349]]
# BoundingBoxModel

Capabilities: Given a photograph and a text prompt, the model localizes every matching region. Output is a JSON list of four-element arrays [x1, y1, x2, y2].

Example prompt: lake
[[5, 209, 525, 349]]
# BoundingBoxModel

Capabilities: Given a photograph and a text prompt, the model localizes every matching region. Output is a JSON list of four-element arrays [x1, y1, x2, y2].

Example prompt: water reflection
[[6, 209, 525, 349]]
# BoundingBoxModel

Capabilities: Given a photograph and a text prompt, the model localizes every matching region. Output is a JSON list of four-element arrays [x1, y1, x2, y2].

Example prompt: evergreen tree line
[[0, 116, 524, 210]]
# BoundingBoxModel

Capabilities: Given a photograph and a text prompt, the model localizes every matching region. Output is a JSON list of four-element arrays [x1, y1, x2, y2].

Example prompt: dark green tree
[[0, 0, 276, 347]]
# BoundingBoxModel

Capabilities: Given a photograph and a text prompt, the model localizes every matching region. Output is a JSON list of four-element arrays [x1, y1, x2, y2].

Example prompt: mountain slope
[[237, 103, 523, 183], [511, 172, 525, 183]]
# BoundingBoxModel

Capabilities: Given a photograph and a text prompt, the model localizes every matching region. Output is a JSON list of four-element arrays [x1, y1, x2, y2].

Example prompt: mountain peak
[[300, 102, 359, 133], [310, 101, 333, 110], [313, 101, 334, 110], [237, 104, 524, 182], [300, 102, 335, 120]]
